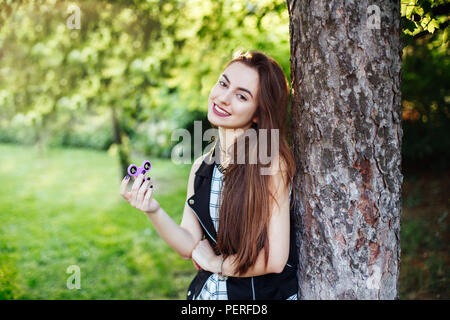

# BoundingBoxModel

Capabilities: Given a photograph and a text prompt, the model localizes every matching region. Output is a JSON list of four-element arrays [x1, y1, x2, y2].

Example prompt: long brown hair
[[214, 50, 295, 275]]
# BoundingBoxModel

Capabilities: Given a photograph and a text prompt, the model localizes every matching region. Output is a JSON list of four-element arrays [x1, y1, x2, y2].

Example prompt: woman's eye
[[217, 81, 246, 101], [238, 94, 247, 101]]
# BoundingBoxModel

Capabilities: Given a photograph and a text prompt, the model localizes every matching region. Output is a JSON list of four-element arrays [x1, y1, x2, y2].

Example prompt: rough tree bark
[[287, 0, 404, 299]]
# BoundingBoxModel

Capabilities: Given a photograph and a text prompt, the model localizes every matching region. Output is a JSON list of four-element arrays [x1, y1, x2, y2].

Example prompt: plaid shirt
[[194, 163, 298, 300]]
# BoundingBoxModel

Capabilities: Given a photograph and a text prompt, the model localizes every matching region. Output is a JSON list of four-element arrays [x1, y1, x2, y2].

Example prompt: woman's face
[[208, 62, 259, 130]]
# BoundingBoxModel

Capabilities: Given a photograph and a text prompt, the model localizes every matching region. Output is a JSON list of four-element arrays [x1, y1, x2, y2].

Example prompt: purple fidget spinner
[[127, 160, 152, 178]]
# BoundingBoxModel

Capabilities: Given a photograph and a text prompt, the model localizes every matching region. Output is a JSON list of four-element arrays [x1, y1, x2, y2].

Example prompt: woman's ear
[[251, 118, 258, 129]]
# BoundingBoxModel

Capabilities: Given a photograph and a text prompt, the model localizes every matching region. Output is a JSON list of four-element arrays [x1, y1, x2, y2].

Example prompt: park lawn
[[0, 143, 447, 300], [399, 169, 449, 300], [0, 143, 195, 299]]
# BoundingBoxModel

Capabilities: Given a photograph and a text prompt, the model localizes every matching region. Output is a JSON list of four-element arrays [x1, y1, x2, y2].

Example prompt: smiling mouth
[[213, 103, 231, 116]]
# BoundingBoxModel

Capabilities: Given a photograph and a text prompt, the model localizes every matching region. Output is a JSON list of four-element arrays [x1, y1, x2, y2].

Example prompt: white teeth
[[214, 103, 230, 115]]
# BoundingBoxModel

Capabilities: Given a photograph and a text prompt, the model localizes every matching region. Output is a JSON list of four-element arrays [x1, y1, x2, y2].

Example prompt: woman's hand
[[120, 173, 161, 215], [191, 239, 220, 273]]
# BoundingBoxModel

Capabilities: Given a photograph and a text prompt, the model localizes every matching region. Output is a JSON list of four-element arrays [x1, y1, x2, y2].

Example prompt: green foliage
[[401, 0, 448, 45], [0, 0, 290, 158], [400, 2, 449, 169], [0, 0, 448, 166]]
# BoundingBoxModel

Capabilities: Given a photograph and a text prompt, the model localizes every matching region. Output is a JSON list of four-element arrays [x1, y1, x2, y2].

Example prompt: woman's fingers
[[120, 176, 131, 200], [131, 174, 146, 205], [142, 183, 154, 209], [121, 173, 157, 214], [136, 177, 152, 204]]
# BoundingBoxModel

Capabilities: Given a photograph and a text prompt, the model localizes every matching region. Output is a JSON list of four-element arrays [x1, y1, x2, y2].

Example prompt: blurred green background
[[0, 0, 448, 299]]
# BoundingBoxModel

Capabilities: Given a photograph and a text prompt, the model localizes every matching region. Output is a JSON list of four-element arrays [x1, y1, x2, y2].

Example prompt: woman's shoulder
[[266, 155, 292, 196], [265, 155, 289, 177], [190, 150, 214, 176]]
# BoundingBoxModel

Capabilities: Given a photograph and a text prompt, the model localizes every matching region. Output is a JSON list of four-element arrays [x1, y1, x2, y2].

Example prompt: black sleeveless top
[[186, 146, 299, 300]]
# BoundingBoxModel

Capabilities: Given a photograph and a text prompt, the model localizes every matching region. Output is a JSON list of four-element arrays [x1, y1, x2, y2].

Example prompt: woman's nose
[[218, 90, 232, 105]]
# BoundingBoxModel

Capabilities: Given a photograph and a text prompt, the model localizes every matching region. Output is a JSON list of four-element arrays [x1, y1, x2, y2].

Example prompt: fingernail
[[125, 176, 129, 180], [146, 177, 151, 181], [150, 185, 153, 188]]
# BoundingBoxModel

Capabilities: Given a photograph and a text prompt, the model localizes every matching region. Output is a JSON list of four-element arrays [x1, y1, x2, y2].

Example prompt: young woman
[[120, 50, 298, 300]]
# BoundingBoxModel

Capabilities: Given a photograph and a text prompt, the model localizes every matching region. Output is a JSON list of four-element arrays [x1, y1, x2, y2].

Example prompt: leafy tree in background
[[400, 0, 449, 171], [0, 0, 448, 175], [0, 0, 291, 176]]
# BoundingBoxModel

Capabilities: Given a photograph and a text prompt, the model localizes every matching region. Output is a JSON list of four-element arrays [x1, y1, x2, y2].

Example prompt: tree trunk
[[111, 105, 131, 178], [287, 0, 403, 299]]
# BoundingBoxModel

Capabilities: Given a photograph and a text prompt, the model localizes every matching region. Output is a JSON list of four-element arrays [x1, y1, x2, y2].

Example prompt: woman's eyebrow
[[222, 73, 254, 99]]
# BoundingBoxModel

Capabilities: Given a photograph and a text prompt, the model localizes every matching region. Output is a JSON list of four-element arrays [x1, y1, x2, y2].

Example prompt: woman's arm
[[120, 155, 206, 260], [145, 206, 199, 259], [213, 247, 279, 277], [146, 155, 206, 259]]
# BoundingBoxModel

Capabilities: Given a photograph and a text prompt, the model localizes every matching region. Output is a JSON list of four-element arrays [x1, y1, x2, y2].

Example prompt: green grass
[[1, 143, 448, 300], [0, 143, 194, 299], [399, 170, 449, 299]]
